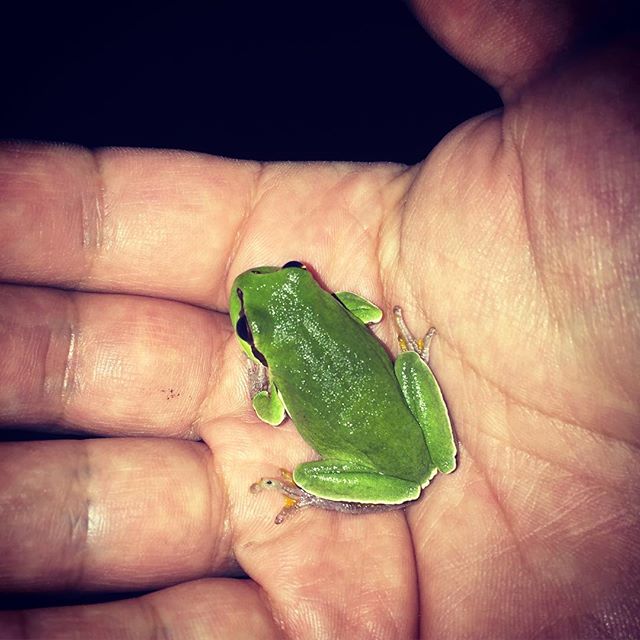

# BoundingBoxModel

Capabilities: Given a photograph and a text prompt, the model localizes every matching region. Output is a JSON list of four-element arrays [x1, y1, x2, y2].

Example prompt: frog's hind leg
[[251, 469, 413, 524], [293, 459, 422, 504], [393, 306, 457, 474]]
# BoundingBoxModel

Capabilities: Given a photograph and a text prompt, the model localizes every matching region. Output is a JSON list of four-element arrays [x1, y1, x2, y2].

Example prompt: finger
[[410, 1, 623, 93], [0, 285, 237, 436], [0, 438, 232, 592], [0, 142, 256, 310], [0, 579, 279, 639], [0, 143, 405, 311]]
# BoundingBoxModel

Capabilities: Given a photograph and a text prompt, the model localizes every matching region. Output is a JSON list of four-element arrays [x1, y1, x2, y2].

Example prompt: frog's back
[[248, 268, 432, 484]]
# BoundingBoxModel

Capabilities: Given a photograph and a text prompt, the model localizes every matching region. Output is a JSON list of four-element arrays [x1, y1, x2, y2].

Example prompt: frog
[[229, 261, 457, 523]]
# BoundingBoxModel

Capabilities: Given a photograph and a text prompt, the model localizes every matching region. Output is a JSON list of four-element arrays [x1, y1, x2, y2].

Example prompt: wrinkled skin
[[1, 2, 638, 638]]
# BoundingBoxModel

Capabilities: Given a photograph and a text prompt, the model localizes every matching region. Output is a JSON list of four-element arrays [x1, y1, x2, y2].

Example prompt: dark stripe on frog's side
[[235, 290, 268, 367]]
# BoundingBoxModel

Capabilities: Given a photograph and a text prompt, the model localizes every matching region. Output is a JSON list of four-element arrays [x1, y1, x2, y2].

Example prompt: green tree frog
[[229, 261, 457, 523]]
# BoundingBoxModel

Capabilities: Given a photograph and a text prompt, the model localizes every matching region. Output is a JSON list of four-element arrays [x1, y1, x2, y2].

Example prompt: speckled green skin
[[230, 265, 438, 504]]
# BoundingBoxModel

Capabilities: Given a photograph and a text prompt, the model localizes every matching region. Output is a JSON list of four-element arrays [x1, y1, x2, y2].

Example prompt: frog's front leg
[[334, 291, 383, 324], [393, 306, 457, 474], [247, 359, 268, 397], [248, 360, 286, 426]]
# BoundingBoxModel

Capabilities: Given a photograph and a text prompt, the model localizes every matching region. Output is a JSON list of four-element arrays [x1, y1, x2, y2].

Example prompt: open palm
[[1, 3, 638, 639]]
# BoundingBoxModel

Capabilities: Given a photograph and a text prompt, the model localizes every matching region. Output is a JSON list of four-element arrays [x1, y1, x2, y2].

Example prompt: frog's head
[[229, 261, 307, 364]]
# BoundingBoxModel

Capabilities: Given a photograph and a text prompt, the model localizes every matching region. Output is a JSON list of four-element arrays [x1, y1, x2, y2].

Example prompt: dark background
[[1, 1, 500, 164]]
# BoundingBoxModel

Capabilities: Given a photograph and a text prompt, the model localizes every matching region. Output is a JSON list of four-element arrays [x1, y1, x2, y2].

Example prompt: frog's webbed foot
[[393, 306, 436, 364], [250, 469, 313, 524]]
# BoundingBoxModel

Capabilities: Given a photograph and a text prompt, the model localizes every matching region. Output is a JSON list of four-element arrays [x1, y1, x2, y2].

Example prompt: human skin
[[0, 1, 638, 638]]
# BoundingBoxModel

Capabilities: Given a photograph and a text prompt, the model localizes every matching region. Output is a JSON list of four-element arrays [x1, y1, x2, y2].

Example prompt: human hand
[[1, 2, 638, 638]]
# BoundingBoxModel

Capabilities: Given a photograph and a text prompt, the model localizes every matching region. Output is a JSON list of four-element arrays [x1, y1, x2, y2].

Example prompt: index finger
[[0, 143, 258, 310]]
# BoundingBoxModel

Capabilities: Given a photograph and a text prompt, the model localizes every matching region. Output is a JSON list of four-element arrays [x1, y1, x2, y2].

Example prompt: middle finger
[[0, 284, 234, 437]]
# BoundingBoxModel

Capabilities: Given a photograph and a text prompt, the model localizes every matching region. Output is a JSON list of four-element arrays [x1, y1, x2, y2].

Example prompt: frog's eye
[[282, 260, 306, 269]]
